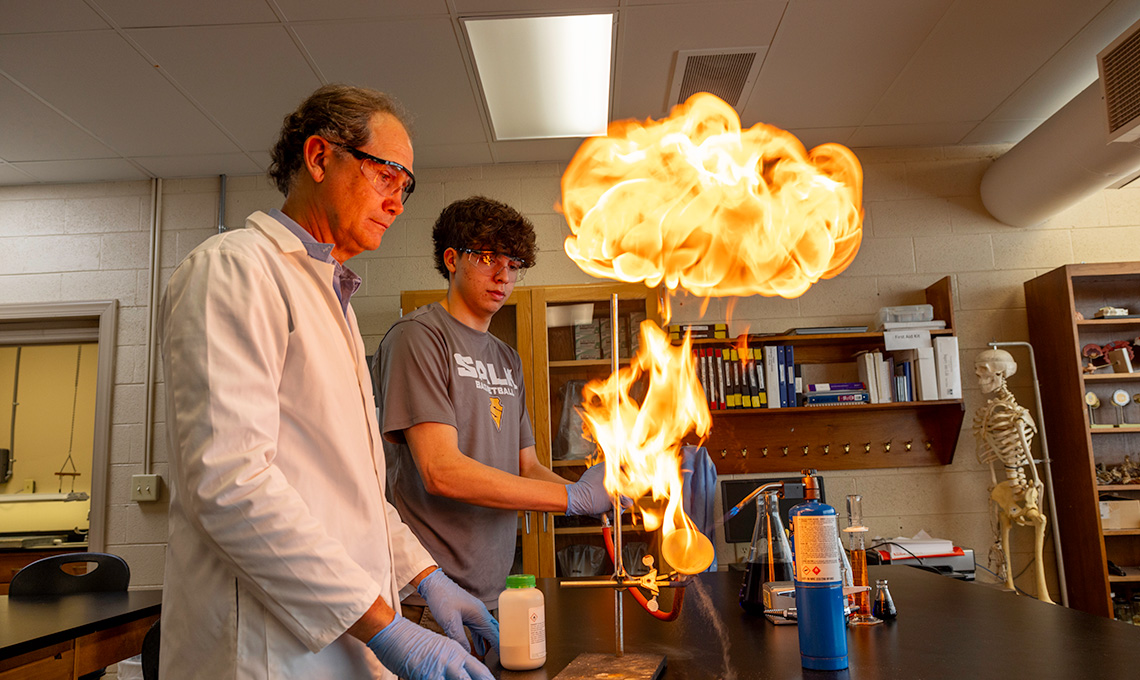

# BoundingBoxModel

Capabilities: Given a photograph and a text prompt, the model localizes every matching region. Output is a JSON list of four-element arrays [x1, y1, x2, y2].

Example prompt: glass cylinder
[[739, 490, 794, 615], [845, 495, 881, 625]]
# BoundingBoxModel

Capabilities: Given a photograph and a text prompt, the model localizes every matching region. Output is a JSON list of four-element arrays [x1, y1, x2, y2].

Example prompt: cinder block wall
[[3, 145, 1139, 601]]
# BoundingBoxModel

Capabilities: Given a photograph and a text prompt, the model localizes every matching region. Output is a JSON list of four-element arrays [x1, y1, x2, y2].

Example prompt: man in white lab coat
[[160, 84, 496, 680]]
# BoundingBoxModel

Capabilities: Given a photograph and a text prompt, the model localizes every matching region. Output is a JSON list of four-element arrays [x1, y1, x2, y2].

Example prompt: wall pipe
[[980, 81, 1140, 228], [142, 179, 163, 475], [987, 340, 1068, 607]]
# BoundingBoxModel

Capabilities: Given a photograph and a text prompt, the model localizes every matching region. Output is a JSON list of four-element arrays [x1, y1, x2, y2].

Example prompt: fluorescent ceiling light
[[465, 14, 613, 140]]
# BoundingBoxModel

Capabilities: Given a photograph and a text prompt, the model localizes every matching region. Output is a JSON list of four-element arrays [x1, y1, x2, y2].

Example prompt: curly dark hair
[[268, 84, 412, 196], [432, 196, 538, 280]]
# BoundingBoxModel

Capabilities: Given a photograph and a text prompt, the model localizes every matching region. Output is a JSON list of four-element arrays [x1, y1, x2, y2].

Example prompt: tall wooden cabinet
[[1025, 262, 1140, 618]]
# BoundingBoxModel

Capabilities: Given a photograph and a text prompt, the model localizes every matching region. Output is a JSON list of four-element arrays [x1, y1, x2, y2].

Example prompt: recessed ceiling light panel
[[465, 14, 614, 140]]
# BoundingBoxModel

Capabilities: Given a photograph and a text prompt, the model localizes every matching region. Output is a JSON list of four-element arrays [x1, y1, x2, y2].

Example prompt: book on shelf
[[894, 347, 938, 401], [715, 348, 727, 410], [751, 347, 767, 407], [763, 345, 782, 409], [782, 345, 796, 408], [669, 323, 728, 340], [932, 336, 962, 399], [785, 325, 869, 335], [807, 382, 867, 392], [875, 351, 894, 403], [805, 391, 870, 406], [856, 352, 880, 404]]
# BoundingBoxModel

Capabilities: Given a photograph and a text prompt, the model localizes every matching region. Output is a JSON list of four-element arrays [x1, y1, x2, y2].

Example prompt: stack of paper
[[878, 530, 955, 558]]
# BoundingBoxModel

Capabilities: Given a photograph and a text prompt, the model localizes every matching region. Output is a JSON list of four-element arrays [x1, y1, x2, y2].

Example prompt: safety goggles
[[333, 142, 416, 204], [457, 248, 528, 282]]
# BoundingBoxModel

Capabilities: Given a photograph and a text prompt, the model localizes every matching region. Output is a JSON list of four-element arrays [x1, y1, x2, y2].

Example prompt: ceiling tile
[[274, 0, 448, 22], [132, 153, 263, 178], [9, 158, 150, 183], [783, 127, 858, 151], [94, 0, 277, 27], [960, 119, 1045, 145], [865, 0, 1112, 126], [414, 143, 494, 169], [489, 137, 585, 164], [848, 122, 978, 148], [295, 18, 488, 147], [743, 0, 954, 130], [0, 0, 108, 33], [0, 162, 37, 185], [615, 1, 786, 123], [986, 0, 1140, 124], [128, 25, 322, 150], [0, 31, 239, 157], [0, 77, 117, 161]]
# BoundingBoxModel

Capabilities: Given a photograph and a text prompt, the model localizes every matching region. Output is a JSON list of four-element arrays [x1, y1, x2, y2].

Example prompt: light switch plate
[[131, 474, 161, 502]]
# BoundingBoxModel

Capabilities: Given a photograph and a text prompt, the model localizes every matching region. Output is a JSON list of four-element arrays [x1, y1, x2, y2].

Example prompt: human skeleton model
[[972, 349, 1054, 604]]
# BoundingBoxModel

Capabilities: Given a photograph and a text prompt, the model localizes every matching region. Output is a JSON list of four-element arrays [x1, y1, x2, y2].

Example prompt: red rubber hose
[[601, 525, 685, 621]]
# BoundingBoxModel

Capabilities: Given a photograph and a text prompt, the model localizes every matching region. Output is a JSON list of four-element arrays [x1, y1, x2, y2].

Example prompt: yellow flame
[[561, 92, 863, 299], [564, 93, 863, 576], [579, 320, 712, 572]]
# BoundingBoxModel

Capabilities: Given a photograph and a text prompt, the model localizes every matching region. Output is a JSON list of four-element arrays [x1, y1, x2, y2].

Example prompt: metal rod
[[610, 292, 624, 658], [610, 293, 625, 580], [988, 340, 1068, 607]]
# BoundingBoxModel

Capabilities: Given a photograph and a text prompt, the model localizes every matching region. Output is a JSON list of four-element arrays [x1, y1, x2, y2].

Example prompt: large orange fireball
[[561, 92, 863, 299], [564, 93, 863, 577]]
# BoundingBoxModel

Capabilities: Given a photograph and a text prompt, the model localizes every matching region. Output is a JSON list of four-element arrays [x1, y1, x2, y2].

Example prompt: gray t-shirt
[[376, 303, 536, 605]]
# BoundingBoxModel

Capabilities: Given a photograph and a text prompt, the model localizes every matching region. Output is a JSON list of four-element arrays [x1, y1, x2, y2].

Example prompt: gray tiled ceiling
[[0, 0, 1138, 185]]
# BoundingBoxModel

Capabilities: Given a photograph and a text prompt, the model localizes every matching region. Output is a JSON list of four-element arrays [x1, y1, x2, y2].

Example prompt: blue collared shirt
[[269, 208, 361, 318]]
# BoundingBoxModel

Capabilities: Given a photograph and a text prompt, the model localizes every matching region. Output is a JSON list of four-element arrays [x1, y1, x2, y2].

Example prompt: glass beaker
[[739, 489, 794, 615], [845, 495, 881, 626]]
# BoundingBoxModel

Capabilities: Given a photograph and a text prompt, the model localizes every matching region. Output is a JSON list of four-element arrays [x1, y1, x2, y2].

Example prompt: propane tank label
[[792, 514, 842, 582]]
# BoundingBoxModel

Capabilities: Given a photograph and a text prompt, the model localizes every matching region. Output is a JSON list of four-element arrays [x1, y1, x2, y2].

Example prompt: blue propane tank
[[788, 469, 848, 671]]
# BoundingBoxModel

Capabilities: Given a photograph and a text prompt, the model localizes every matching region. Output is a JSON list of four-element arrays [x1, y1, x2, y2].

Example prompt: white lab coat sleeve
[[386, 498, 437, 588], [162, 245, 381, 653]]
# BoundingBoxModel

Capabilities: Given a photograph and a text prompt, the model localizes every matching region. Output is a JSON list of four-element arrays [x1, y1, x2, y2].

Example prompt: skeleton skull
[[975, 349, 1017, 394]]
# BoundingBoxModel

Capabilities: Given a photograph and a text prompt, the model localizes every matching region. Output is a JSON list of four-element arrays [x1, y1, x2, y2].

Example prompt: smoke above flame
[[561, 92, 863, 299]]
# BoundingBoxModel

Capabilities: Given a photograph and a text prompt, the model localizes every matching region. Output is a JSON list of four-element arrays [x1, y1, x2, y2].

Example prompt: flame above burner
[[561, 92, 863, 299], [561, 93, 864, 578]]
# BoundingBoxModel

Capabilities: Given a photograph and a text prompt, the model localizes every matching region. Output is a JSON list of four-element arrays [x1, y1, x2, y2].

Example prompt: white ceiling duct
[[981, 19, 1140, 228]]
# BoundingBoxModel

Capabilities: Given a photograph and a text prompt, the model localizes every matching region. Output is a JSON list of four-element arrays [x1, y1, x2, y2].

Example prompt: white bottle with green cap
[[498, 573, 546, 670]]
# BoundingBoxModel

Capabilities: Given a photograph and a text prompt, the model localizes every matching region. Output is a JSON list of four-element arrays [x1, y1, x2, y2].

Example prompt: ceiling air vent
[[668, 48, 766, 113], [1098, 17, 1140, 143]]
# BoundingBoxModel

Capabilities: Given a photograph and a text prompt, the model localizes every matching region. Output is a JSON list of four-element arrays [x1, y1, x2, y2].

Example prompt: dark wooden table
[[488, 566, 1140, 679], [0, 589, 161, 678]]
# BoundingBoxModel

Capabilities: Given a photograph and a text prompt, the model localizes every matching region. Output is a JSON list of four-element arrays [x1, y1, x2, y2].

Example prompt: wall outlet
[[23, 479, 35, 493], [130, 474, 161, 502]]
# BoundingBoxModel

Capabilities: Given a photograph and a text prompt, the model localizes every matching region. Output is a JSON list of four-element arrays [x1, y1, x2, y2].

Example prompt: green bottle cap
[[506, 574, 536, 589]]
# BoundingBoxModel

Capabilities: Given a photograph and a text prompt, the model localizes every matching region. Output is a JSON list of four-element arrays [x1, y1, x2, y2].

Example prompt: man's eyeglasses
[[333, 142, 416, 204], [458, 248, 528, 282]]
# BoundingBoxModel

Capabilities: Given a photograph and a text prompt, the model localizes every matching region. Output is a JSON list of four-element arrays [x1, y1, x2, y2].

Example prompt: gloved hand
[[367, 615, 494, 680], [417, 568, 499, 655], [566, 462, 626, 516]]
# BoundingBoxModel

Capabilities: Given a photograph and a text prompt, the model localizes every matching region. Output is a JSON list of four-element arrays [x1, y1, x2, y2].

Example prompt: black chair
[[9, 552, 131, 679], [9, 552, 130, 597], [141, 618, 160, 680]]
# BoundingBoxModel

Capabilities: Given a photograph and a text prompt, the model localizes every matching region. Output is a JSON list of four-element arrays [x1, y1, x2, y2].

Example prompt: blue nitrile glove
[[417, 568, 499, 655], [367, 615, 494, 680], [565, 462, 627, 516]]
